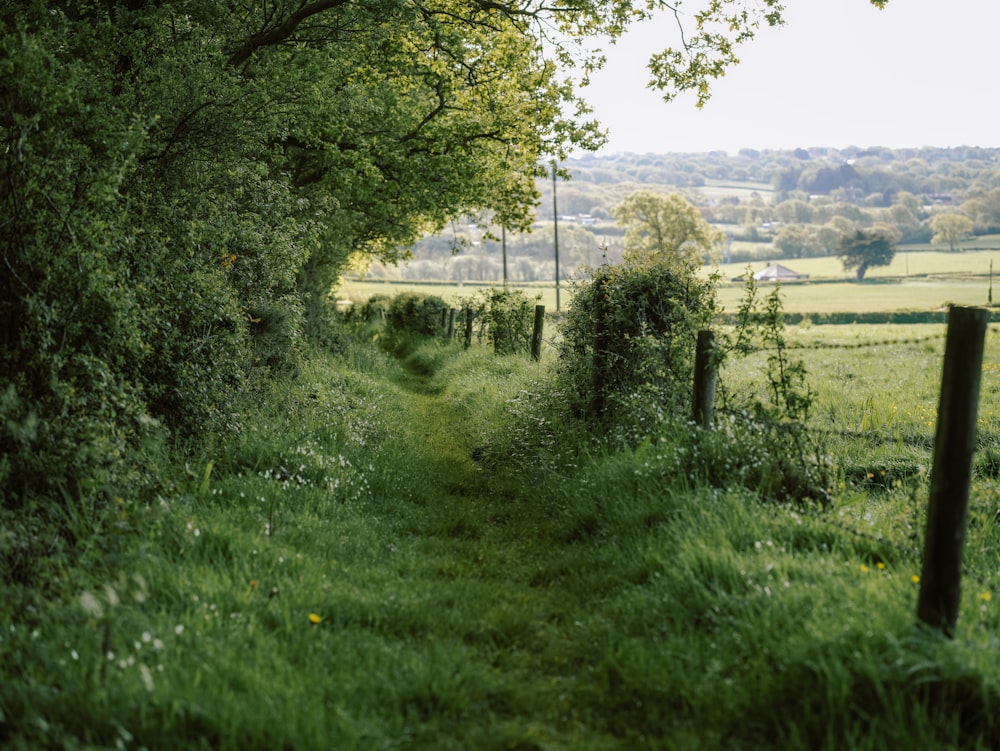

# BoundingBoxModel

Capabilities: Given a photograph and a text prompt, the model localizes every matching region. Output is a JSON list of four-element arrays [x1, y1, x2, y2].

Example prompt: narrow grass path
[[388, 367, 486, 503], [358, 354, 731, 751], [372, 361, 634, 750], [8, 344, 1000, 750]]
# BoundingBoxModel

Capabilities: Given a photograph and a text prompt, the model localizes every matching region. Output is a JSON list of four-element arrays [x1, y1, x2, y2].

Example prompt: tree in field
[[613, 192, 724, 266], [837, 227, 898, 281], [931, 213, 975, 252]]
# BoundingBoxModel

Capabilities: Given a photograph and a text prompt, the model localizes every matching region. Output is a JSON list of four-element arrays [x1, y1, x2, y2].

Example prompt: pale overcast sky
[[581, 0, 1000, 155]]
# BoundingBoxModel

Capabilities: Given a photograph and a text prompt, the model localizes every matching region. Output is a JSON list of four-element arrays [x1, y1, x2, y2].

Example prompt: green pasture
[[715, 246, 1000, 282], [715, 278, 995, 315], [698, 178, 774, 202], [338, 248, 1000, 316]]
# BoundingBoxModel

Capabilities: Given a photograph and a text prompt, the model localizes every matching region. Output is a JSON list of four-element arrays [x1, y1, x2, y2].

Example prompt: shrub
[[462, 287, 540, 355], [557, 257, 719, 424], [378, 293, 452, 356], [385, 293, 450, 338], [715, 274, 835, 504]]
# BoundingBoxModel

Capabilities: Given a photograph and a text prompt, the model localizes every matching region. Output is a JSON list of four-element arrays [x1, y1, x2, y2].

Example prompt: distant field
[[715, 247, 1000, 282], [714, 278, 993, 315], [697, 179, 774, 202], [336, 247, 1000, 316], [712, 248, 1000, 313]]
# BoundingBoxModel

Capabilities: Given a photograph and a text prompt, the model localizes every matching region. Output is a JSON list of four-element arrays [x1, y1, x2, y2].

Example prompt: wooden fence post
[[590, 275, 609, 419], [447, 308, 457, 341], [693, 330, 717, 429], [531, 305, 545, 361], [917, 306, 989, 637], [463, 307, 473, 349]]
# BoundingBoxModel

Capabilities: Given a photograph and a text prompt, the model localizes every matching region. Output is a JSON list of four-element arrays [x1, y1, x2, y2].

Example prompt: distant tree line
[[389, 147, 1000, 278]]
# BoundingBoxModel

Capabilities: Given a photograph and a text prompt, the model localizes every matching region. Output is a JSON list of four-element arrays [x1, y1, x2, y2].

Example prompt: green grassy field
[[716, 247, 1000, 282], [6, 316, 1000, 749], [338, 248, 1000, 316]]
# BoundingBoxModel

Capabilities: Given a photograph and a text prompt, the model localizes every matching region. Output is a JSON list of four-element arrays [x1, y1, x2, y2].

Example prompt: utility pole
[[552, 162, 560, 311], [502, 225, 508, 285]]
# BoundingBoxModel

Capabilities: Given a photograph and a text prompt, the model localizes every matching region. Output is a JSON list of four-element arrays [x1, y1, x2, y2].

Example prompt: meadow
[[5, 301, 1000, 748], [339, 248, 1000, 316]]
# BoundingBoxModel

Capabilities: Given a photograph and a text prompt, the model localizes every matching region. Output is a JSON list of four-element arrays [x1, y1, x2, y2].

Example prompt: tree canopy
[[614, 191, 724, 266], [931, 213, 975, 252], [837, 227, 898, 282], [1, 0, 894, 501]]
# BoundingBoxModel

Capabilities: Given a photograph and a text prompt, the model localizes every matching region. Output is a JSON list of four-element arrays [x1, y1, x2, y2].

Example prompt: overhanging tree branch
[[227, 0, 353, 67]]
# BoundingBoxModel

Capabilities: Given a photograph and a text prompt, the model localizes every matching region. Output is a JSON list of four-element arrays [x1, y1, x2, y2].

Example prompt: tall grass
[[4, 329, 1000, 749]]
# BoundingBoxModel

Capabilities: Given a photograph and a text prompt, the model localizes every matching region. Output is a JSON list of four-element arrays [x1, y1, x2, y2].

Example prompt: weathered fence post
[[917, 305, 989, 637], [590, 275, 610, 419], [463, 307, 473, 349], [531, 304, 545, 362], [693, 330, 717, 429], [447, 308, 457, 341]]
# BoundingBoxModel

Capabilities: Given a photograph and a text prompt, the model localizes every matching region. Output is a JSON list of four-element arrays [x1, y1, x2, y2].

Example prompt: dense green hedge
[[557, 258, 718, 422]]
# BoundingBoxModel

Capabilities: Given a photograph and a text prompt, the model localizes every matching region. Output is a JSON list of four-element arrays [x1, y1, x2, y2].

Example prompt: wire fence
[[450, 299, 999, 626], [710, 310, 999, 632]]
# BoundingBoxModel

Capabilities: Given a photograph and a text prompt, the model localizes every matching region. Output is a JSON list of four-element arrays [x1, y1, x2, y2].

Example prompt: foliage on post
[[531, 305, 545, 362], [463, 307, 473, 349], [589, 275, 610, 419], [693, 330, 717, 429], [917, 306, 989, 637]]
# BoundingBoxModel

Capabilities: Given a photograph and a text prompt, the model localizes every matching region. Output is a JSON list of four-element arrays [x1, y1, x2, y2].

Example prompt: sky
[[581, 0, 1000, 155]]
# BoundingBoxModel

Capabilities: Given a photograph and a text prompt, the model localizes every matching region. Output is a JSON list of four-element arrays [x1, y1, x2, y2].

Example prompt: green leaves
[[646, 0, 787, 107], [613, 190, 725, 266], [0, 0, 899, 505], [837, 227, 898, 281]]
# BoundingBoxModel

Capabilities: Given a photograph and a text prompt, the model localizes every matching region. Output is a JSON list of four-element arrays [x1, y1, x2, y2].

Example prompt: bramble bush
[[556, 256, 719, 424], [716, 272, 834, 504]]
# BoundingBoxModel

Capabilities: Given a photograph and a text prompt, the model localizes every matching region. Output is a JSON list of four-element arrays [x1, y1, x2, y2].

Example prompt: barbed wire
[[810, 425, 934, 448], [726, 332, 947, 353], [787, 496, 1000, 591], [713, 324, 1000, 592], [782, 333, 947, 350]]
